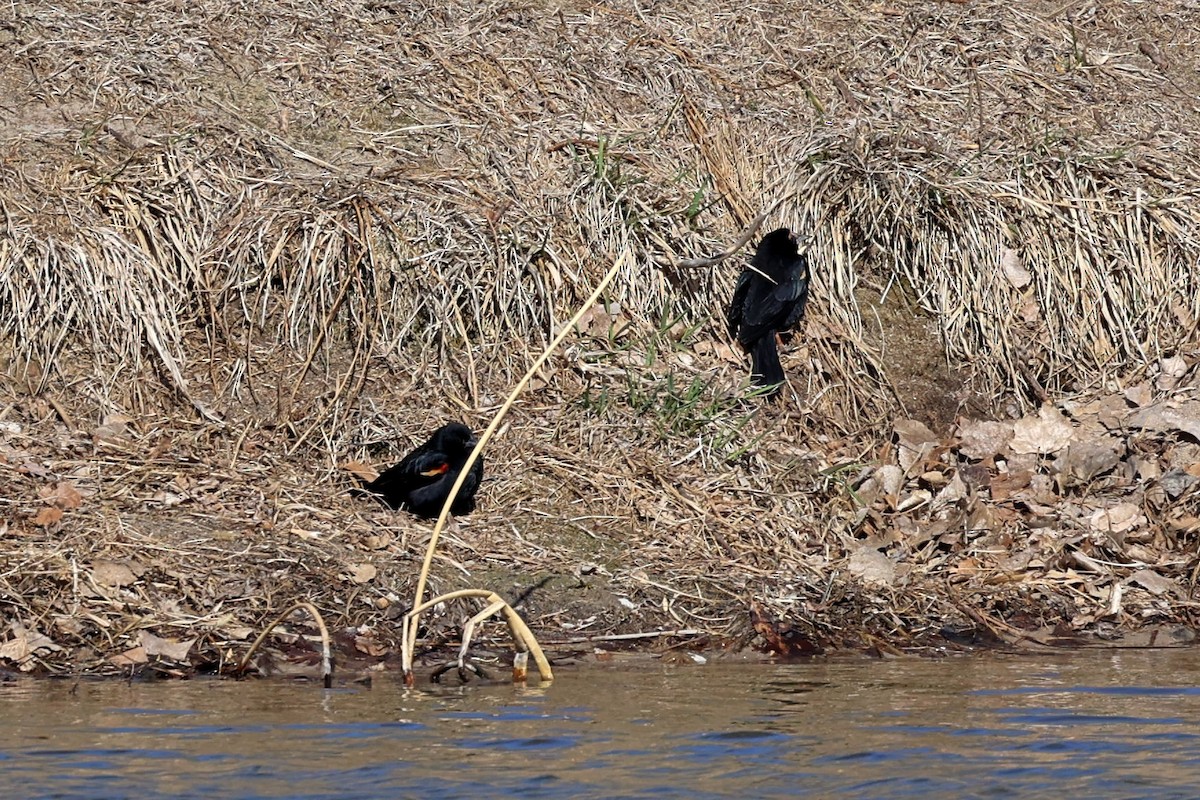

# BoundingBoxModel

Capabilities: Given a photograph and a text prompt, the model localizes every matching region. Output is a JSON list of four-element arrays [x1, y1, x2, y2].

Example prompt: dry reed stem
[[401, 588, 553, 684], [237, 601, 333, 688], [403, 248, 631, 682]]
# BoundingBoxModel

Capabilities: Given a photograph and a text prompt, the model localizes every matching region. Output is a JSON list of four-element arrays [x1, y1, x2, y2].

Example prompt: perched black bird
[[364, 422, 483, 519], [725, 227, 810, 398]]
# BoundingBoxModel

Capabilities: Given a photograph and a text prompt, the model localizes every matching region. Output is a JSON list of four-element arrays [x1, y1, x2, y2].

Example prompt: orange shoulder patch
[[420, 462, 450, 477]]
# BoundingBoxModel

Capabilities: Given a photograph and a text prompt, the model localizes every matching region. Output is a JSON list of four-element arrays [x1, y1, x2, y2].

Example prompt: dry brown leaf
[[1010, 405, 1074, 455], [957, 419, 1013, 461], [92, 559, 142, 588], [847, 547, 896, 587], [893, 418, 938, 474], [0, 623, 60, 671], [141, 631, 197, 662], [349, 563, 377, 584], [50, 481, 83, 510], [32, 507, 63, 527], [1000, 247, 1032, 288], [1129, 569, 1176, 597], [1089, 503, 1144, 535], [1124, 383, 1153, 408], [110, 646, 148, 667], [341, 460, 378, 482], [1127, 402, 1200, 441]]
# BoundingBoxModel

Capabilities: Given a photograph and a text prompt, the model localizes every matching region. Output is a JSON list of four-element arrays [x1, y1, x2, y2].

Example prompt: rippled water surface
[[3, 649, 1200, 798]]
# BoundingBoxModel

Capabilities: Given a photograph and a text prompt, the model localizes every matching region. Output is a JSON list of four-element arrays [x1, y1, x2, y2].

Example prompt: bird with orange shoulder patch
[[364, 422, 483, 518]]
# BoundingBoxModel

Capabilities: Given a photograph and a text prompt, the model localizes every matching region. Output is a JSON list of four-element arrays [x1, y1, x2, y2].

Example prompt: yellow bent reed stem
[[400, 588, 553, 683], [401, 247, 634, 684], [238, 601, 333, 688]]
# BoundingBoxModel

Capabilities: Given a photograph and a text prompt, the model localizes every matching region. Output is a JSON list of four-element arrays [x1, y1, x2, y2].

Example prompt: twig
[[674, 200, 784, 269], [542, 629, 704, 645]]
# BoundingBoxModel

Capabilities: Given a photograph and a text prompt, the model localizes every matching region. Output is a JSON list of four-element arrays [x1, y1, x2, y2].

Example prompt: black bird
[[725, 227, 810, 398], [364, 422, 483, 518]]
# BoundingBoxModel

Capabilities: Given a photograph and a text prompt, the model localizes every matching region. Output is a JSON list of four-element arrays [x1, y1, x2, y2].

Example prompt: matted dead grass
[[1, 0, 1200, 675]]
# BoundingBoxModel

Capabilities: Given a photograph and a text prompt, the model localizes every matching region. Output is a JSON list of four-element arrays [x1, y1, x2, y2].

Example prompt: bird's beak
[[466, 438, 479, 450]]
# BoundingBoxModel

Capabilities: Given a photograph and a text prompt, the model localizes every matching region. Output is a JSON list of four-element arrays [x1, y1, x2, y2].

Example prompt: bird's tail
[[749, 335, 786, 397]]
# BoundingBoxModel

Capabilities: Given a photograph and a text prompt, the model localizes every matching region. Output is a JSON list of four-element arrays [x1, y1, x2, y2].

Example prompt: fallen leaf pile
[[843, 387, 1200, 640]]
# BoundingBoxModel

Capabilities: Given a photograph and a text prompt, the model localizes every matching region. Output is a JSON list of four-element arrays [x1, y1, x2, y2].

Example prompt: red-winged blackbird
[[725, 227, 810, 398], [364, 422, 483, 518]]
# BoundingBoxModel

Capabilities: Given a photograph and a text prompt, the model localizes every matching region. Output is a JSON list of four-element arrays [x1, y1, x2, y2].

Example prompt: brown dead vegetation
[[1, 0, 1199, 676]]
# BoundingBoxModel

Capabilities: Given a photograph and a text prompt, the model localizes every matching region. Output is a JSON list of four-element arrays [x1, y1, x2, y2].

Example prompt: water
[[3, 649, 1200, 798]]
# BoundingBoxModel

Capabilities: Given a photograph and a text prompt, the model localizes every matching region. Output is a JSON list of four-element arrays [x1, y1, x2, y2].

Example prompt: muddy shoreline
[[4, 382, 1200, 679]]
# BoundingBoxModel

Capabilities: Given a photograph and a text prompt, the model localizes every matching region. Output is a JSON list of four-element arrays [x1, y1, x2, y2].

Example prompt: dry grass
[[1, 0, 1200, 674]]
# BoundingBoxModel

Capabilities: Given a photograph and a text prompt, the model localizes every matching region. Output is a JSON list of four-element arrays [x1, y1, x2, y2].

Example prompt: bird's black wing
[[781, 254, 810, 331], [736, 278, 786, 343], [737, 257, 808, 344], [368, 447, 448, 492], [726, 269, 752, 339], [401, 449, 452, 480], [449, 457, 485, 514]]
